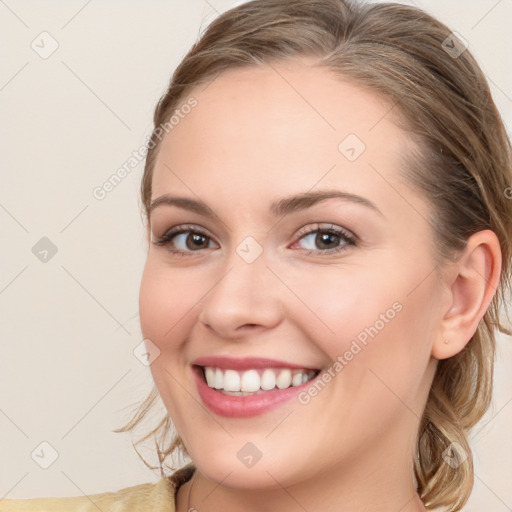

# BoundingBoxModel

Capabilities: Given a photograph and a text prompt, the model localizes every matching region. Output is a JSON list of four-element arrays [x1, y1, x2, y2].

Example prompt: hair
[[115, 1, 512, 510]]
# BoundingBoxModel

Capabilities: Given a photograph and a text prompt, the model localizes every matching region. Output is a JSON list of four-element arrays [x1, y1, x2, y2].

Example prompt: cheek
[[138, 259, 206, 424], [285, 271, 435, 447], [287, 262, 435, 394], [283, 264, 400, 353], [138, 257, 205, 346]]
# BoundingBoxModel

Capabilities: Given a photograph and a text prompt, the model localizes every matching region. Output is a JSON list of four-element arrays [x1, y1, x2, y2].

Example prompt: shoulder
[[0, 463, 196, 512]]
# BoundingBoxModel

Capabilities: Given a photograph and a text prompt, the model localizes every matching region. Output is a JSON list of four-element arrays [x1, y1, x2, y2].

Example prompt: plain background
[[0, 0, 511, 510]]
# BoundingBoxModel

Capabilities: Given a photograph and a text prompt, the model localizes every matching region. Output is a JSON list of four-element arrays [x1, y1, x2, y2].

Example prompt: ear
[[432, 230, 502, 360]]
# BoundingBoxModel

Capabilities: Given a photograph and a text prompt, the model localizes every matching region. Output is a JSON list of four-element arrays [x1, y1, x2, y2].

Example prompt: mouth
[[195, 365, 320, 396], [190, 355, 323, 417]]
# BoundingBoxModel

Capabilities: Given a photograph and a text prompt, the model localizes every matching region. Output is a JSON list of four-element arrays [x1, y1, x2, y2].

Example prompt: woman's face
[[139, 62, 446, 488]]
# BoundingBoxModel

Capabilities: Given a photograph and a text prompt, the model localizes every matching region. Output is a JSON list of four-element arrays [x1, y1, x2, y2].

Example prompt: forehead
[[151, 62, 424, 222], [158, 61, 401, 159]]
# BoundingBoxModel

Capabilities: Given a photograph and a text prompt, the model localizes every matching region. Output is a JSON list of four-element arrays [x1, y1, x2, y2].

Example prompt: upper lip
[[192, 356, 319, 371]]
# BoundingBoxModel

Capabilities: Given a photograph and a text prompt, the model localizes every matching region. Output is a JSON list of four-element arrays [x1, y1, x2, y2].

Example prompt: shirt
[[0, 463, 195, 512]]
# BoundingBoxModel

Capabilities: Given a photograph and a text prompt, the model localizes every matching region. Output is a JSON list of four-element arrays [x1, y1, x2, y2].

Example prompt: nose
[[198, 252, 283, 339]]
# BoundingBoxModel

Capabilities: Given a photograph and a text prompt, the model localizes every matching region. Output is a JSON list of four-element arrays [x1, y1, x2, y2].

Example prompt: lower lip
[[193, 367, 318, 418]]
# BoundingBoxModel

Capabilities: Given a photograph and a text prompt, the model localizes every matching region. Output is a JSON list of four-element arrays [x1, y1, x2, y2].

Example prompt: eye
[[152, 223, 356, 256], [292, 224, 356, 255], [152, 225, 218, 255]]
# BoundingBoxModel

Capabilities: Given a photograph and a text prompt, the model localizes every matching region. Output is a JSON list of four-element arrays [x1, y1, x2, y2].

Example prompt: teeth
[[205, 367, 215, 387], [276, 368, 291, 389], [292, 372, 303, 386], [214, 368, 223, 389], [202, 367, 317, 394], [224, 370, 240, 392], [260, 369, 276, 390], [240, 369, 260, 392]]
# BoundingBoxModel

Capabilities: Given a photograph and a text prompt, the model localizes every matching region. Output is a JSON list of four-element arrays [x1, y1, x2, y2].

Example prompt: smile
[[202, 367, 318, 395], [192, 358, 322, 417]]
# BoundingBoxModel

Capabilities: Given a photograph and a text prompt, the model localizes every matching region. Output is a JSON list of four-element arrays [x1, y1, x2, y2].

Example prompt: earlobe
[[432, 230, 502, 360]]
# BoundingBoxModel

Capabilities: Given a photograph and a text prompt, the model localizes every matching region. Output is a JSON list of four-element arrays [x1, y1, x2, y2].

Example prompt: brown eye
[[153, 227, 218, 254], [314, 232, 341, 250], [294, 225, 357, 255], [185, 233, 211, 250]]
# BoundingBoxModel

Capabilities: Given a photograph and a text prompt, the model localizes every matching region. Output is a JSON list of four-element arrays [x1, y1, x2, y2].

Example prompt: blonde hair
[[115, 1, 512, 509]]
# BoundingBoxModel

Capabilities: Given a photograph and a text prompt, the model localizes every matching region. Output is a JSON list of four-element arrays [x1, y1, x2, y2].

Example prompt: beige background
[[0, 0, 510, 510]]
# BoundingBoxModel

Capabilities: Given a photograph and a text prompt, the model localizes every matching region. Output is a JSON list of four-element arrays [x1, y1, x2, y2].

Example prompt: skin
[[138, 60, 501, 512]]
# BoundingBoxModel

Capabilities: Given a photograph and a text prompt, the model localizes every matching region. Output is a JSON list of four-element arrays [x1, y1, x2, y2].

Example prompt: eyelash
[[152, 223, 357, 257]]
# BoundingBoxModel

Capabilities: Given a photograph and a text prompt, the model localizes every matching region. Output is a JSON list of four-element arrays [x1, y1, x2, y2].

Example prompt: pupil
[[316, 232, 338, 249], [187, 233, 207, 250]]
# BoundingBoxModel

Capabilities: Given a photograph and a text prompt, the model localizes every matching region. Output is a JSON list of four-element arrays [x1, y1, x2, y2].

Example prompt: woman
[[2, 0, 510, 511]]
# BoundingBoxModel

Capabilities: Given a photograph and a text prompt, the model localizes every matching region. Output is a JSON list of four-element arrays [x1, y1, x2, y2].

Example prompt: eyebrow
[[148, 190, 384, 218]]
